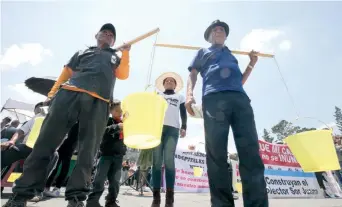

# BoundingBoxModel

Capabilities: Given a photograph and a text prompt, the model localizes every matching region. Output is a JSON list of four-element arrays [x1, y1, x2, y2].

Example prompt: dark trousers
[[334, 161, 342, 185], [12, 89, 109, 201], [87, 155, 123, 203], [202, 91, 268, 207], [314, 172, 326, 190], [46, 123, 79, 189], [1, 144, 32, 171], [45, 154, 72, 189]]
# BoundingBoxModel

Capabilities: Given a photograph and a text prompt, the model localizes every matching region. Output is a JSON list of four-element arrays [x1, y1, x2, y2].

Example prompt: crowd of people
[[314, 134, 342, 198], [1, 117, 20, 144], [1, 19, 340, 207]]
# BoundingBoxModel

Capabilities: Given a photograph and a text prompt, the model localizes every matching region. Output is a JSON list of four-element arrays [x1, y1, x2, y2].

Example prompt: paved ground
[[1, 187, 342, 207]]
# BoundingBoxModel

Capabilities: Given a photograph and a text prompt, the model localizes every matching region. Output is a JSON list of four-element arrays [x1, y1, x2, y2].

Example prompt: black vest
[[66, 46, 121, 100]]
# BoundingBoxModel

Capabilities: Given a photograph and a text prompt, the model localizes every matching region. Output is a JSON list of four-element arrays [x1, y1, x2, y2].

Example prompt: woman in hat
[[185, 20, 268, 206], [151, 72, 187, 207]]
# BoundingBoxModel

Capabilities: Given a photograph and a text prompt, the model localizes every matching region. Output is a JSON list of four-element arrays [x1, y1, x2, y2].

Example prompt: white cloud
[[239, 29, 292, 57], [240, 29, 282, 52], [279, 40, 292, 51], [7, 83, 46, 104], [0, 43, 52, 71]]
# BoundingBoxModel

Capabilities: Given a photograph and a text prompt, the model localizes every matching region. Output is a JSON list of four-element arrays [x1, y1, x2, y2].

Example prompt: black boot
[[151, 188, 161, 207], [67, 198, 85, 207], [85, 200, 102, 207], [104, 196, 120, 207], [2, 194, 27, 207], [165, 188, 174, 207]]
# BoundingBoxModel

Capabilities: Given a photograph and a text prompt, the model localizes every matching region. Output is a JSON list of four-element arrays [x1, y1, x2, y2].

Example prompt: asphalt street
[[1, 187, 342, 207]]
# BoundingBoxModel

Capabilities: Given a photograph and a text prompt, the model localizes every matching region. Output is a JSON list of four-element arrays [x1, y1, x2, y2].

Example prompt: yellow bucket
[[235, 183, 243, 193], [25, 116, 45, 148], [284, 130, 340, 172], [122, 92, 168, 149], [193, 167, 203, 177]]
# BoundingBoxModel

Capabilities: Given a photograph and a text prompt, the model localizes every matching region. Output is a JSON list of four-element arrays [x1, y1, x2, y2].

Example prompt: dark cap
[[100, 23, 116, 40], [204, 20, 229, 42], [34, 102, 44, 109]]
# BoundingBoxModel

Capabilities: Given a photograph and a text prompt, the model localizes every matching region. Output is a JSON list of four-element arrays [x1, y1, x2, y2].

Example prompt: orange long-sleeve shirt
[[48, 50, 130, 102]]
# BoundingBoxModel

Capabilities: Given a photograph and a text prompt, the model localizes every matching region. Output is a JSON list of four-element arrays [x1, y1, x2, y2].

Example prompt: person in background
[[188, 144, 239, 200], [127, 168, 135, 186], [121, 160, 130, 185], [151, 72, 187, 207], [314, 171, 331, 198], [227, 154, 239, 200], [185, 20, 268, 207], [333, 135, 342, 185], [0, 102, 52, 202], [1, 117, 12, 131], [86, 100, 126, 207], [1, 102, 44, 170], [3, 23, 131, 207], [137, 149, 153, 192], [44, 122, 79, 197], [1, 120, 20, 142], [314, 129, 339, 198]]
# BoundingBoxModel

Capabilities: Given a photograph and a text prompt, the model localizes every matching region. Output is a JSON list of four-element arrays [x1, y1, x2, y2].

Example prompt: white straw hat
[[155, 72, 184, 93]]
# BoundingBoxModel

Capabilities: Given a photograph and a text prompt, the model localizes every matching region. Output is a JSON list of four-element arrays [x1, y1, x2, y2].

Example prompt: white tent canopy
[[1, 98, 35, 123]]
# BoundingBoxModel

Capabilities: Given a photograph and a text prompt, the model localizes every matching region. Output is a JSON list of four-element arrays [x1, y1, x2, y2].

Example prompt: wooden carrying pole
[[115, 28, 160, 50], [155, 43, 274, 58]]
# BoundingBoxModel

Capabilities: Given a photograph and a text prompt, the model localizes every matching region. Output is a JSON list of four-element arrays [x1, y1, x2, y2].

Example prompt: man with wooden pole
[[185, 20, 269, 207], [3, 23, 131, 207]]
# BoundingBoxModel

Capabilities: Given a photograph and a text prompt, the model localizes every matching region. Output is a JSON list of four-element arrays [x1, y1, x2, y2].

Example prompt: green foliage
[[262, 129, 273, 143], [334, 106, 342, 134], [263, 120, 316, 143]]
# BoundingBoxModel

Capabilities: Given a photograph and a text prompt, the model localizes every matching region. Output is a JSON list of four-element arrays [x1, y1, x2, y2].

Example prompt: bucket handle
[[290, 116, 333, 132], [144, 84, 159, 94], [122, 111, 129, 122]]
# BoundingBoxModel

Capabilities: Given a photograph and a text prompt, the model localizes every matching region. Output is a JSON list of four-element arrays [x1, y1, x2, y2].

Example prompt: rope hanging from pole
[[145, 32, 159, 91]]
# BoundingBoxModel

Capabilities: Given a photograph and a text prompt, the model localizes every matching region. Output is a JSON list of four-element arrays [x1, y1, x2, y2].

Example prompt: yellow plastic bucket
[[122, 92, 168, 149], [284, 130, 340, 172], [235, 183, 243, 193], [193, 167, 203, 177], [25, 116, 45, 148]]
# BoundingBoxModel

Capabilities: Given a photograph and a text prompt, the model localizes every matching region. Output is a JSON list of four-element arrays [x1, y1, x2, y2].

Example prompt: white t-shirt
[[20, 114, 44, 144], [158, 92, 185, 129]]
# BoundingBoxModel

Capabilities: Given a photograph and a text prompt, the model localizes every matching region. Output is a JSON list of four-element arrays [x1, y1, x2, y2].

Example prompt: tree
[[262, 129, 274, 143], [271, 120, 298, 141], [334, 106, 342, 134], [270, 120, 316, 142], [296, 127, 317, 133]]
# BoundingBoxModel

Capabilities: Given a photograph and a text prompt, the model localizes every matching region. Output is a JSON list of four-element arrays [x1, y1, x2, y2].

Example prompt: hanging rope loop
[[145, 32, 159, 91], [273, 57, 300, 118]]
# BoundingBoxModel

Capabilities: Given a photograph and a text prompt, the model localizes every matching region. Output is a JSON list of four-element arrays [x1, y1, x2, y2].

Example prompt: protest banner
[[171, 150, 210, 193], [232, 140, 323, 198], [169, 140, 322, 198]]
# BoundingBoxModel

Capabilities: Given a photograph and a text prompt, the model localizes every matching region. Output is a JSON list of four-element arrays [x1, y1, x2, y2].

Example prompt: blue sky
[[1, 0, 341, 152]]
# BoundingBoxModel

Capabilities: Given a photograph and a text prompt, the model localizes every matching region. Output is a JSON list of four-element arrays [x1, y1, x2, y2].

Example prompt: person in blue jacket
[[185, 20, 268, 207]]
